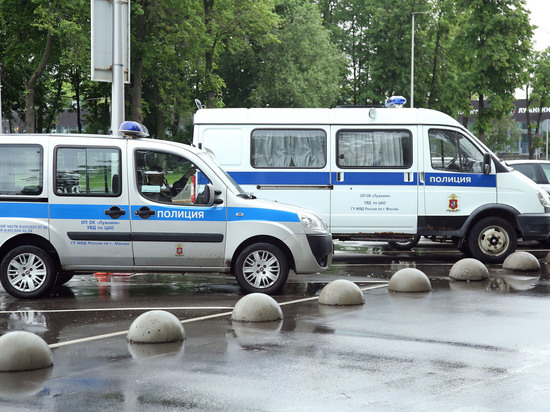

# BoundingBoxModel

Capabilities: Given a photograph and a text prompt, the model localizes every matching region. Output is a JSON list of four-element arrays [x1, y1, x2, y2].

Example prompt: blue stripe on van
[[130, 205, 227, 221], [229, 170, 496, 188], [227, 207, 300, 222], [50, 204, 131, 220], [229, 171, 330, 185], [0, 202, 48, 218], [16, 203, 298, 224], [424, 172, 496, 187], [331, 172, 418, 185]]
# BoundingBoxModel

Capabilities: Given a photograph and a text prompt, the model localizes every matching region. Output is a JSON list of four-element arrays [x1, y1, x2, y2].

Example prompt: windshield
[[196, 151, 247, 195]]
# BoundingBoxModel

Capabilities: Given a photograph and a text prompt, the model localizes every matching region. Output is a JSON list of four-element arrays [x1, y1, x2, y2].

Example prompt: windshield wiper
[[237, 193, 256, 199]]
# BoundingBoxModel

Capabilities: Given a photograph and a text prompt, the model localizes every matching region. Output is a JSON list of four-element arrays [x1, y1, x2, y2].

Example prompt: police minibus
[[0, 122, 333, 299], [193, 97, 550, 263]]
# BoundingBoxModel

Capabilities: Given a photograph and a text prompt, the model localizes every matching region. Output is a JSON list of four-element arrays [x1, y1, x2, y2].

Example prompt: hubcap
[[478, 226, 509, 256], [7, 253, 48, 292], [242, 250, 280, 289]]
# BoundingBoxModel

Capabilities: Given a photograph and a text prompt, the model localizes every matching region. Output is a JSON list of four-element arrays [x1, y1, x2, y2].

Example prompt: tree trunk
[[428, 10, 443, 109], [25, 31, 53, 133], [154, 78, 164, 139], [204, 0, 216, 108], [478, 95, 485, 143], [71, 68, 82, 133]]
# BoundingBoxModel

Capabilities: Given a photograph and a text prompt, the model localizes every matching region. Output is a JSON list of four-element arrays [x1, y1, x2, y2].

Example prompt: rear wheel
[[234, 243, 289, 295], [467, 217, 517, 263], [387, 235, 421, 250], [0, 246, 57, 299]]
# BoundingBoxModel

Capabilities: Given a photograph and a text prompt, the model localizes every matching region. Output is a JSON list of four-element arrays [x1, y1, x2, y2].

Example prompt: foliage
[[225, 0, 344, 108], [452, 0, 533, 142], [0, 0, 546, 150], [485, 113, 522, 153]]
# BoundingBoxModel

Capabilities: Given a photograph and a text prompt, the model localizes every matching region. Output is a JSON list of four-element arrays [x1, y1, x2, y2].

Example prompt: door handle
[[104, 206, 126, 219], [134, 206, 155, 219]]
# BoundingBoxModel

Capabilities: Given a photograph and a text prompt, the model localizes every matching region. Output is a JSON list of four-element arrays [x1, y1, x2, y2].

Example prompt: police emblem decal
[[447, 194, 459, 212]]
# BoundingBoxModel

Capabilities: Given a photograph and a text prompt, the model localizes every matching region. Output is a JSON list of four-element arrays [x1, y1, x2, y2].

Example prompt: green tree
[[0, 0, 89, 133], [247, 0, 344, 107], [129, 0, 203, 139], [453, 0, 533, 143], [199, 0, 279, 108], [422, 0, 472, 118], [531, 49, 550, 140], [485, 113, 522, 153]]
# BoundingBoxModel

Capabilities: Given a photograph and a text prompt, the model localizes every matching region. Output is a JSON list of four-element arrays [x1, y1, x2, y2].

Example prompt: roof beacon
[[119, 121, 149, 138], [385, 96, 407, 108]]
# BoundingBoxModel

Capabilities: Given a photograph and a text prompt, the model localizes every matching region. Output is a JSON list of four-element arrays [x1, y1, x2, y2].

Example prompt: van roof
[[193, 107, 461, 127]]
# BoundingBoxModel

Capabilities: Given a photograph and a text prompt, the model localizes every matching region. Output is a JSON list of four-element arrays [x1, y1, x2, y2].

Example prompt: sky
[[525, 0, 550, 51]]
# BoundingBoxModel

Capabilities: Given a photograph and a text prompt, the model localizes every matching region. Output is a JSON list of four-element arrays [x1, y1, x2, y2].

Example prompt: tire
[[234, 243, 289, 295], [0, 246, 57, 299], [387, 235, 421, 250], [467, 217, 517, 263]]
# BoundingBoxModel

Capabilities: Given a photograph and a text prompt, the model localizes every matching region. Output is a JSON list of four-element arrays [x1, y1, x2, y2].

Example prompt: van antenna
[[195, 99, 203, 110]]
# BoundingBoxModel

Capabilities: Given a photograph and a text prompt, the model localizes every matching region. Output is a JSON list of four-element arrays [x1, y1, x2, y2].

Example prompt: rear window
[[251, 129, 327, 168], [55, 147, 121, 196], [0, 145, 43, 195], [336, 129, 412, 168]]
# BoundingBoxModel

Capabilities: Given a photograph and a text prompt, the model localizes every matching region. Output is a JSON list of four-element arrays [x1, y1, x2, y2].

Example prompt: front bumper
[[517, 214, 550, 240], [306, 233, 334, 268]]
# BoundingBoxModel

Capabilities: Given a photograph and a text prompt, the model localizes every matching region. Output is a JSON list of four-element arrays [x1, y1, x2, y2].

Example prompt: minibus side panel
[[329, 126, 419, 234], [203, 126, 333, 228], [420, 126, 497, 231]]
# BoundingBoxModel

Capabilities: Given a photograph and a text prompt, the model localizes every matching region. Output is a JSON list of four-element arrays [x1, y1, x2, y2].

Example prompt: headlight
[[538, 188, 550, 208], [299, 211, 328, 231]]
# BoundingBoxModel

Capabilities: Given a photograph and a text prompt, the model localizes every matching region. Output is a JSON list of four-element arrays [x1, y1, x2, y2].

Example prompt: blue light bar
[[119, 121, 149, 138], [385, 96, 407, 108]]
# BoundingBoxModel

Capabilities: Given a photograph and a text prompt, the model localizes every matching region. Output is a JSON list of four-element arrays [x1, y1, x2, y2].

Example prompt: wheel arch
[[463, 205, 521, 240], [230, 235, 296, 275], [0, 235, 60, 271]]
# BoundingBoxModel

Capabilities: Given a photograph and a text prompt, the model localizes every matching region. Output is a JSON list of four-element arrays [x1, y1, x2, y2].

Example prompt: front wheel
[[234, 243, 289, 295], [467, 217, 517, 263], [0, 246, 57, 299]]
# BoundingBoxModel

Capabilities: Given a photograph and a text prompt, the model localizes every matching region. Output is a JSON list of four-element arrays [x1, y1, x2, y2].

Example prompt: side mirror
[[199, 184, 223, 205], [483, 153, 492, 175]]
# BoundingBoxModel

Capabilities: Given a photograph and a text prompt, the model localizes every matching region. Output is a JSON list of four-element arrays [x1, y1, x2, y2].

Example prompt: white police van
[[193, 97, 550, 263], [0, 122, 333, 299]]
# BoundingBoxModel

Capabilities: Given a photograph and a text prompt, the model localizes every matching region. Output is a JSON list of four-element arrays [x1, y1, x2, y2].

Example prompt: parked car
[[506, 160, 550, 195]]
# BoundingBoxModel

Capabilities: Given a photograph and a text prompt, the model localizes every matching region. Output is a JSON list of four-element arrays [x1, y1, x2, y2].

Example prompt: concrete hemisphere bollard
[[503, 251, 541, 272], [231, 293, 283, 322], [388, 268, 432, 292], [127, 310, 185, 343], [318, 279, 365, 306], [449, 258, 489, 281], [0, 331, 53, 372]]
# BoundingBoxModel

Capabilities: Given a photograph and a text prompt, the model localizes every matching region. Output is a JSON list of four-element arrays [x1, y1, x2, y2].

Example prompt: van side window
[[55, 147, 121, 196], [135, 150, 211, 205], [336, 130, 412, 168], [251, 129, 326, 168], [0, 145, 43, 195], [429, 129, 484, 173]]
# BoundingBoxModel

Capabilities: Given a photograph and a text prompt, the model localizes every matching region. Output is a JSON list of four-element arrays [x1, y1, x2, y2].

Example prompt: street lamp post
[[411, 12, 427, 109]]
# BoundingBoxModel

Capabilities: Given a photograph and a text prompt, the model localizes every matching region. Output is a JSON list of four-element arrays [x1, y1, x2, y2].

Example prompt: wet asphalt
[[1, 240, 550, 411]]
